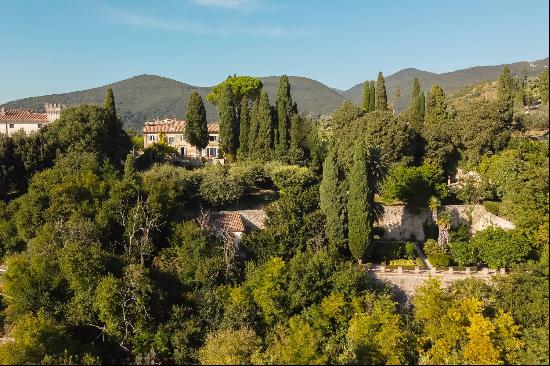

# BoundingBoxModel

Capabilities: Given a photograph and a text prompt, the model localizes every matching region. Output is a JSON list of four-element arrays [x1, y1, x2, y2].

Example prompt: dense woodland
[[0, 67, 548, 365]]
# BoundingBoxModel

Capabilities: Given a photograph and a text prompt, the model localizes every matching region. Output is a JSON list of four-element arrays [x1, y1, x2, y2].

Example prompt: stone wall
[[376, 204, 515, 242]]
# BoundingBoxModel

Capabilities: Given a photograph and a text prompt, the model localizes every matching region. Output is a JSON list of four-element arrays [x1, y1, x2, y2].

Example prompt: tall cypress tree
[[247, 98, 259, 154], [375, 72, 388, 111], [347, 139, 372, 264], [185, 91, 209, 152], [408, 78, 425, 131], [362, 81, 370, 110], [238, 96, 250, 158], [320, 148, 346, 250], [539, 70, 549, 105], [276, 75, 293, 152], [104, 87, 116, 120], [497, 65, 514, 121], [255, 91, 274, 159], [425, 84, 447, 125], [368, 81, 376, 112], [218, 84, 238, 158], [497, 65, 514, 106]]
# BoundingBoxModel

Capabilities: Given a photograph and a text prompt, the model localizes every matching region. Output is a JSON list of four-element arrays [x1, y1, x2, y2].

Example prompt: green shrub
[[423, 239, 445, 256], [199, 165, 244, 207], [415, 257, 425, 268], [404, 241, 417, 259], [483, 201, 501, 216], [268, 165, 315, 191], [449, 240, 477, 266], [449, 224, 471, 243], [428, 253, 451, 267], [229, 161, 264, 188], [470, 227, 531, 268]]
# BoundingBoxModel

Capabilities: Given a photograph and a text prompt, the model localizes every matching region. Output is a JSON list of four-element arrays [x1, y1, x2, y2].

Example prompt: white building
[[0, 103, 64, 136]]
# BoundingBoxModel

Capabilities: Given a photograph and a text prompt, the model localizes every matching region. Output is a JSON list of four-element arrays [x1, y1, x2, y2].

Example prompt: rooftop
[[209, 211, 245, 233], [0, 108, 48, 122]]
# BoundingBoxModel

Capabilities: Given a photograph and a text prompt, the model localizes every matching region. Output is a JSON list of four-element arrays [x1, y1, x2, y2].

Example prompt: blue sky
[[1, 0, 548, 103]]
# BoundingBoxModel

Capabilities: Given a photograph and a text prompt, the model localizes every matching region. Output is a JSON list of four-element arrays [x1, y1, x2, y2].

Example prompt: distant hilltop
[[1, 57, 547, 131]]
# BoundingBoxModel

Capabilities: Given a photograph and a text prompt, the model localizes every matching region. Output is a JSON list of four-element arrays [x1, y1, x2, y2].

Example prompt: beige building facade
[[142, 118, 220, 158]]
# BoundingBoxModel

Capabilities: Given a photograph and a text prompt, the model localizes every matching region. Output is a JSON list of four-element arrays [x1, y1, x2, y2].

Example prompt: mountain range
[[1, 57, 547, 130]]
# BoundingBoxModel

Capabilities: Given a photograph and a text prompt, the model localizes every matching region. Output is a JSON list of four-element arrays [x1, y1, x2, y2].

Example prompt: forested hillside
[[343, 57, 549, 112], [1, 58, 547, 129]]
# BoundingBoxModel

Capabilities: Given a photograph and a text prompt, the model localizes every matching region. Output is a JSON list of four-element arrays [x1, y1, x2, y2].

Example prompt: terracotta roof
[[209, 211, 245, 233], [142, 118, 219, 134], [0, 108, 48, 122]]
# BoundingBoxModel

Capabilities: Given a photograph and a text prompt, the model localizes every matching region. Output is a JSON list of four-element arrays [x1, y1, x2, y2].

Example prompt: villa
[[142, 118, 220, 159], [0, 103, 64, 136]]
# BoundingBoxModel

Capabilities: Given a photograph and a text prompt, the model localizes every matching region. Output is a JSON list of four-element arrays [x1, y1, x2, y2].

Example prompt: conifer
[[185, 91, 209, 151], [375, 72, 388, 111]]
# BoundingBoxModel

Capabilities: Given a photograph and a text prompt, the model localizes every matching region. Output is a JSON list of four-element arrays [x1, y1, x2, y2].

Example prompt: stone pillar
[[500, 267, 506, 275], [380, 265, 386, 273], [415, 266, 420, 273], [448, 266, 453, 274], [465, 267, 471, 275], [397, 266, 403, 274], [430, 267, 437, 275], [482, 268, 489, 275]]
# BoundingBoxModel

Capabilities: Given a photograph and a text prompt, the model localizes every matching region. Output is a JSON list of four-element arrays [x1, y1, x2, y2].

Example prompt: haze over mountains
[[2, 57, 547, 130]]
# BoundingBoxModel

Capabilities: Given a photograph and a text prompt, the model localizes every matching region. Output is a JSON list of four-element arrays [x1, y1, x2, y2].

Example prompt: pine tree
[[218, 84, 238, 158], [425, 84, 447, 125], [319, 148, 346, 250], [409, 78, 425, 131], [368, 81, 376, 112], [276, 75, 293, 153], [254, 91, 274, 159], [185, 91, 209, 152], [238, 96, 250, 158], [362, 81, 370, 110], [104, 87, 116, 120], [375, 72, 388, 111]]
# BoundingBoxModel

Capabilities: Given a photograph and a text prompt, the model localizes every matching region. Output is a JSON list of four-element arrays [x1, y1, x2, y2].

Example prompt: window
[[180, 134, 184, 141], [209, 135, 218, 141], [206, 148, 218, 158], [168, 136, 175, 145], [37, 124, 43, 129], [149, 135, 156, 141], [9, 124, 14, 128]]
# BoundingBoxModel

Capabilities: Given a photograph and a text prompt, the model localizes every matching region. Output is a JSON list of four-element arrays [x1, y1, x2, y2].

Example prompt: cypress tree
[[539, 69, 549, 104], [497, 65, 514, 106], [362, 81, 370, 110], [104, 87, 116, 120], [247, 98, 259, 154], [375, 72, 388, 111], [347, 139, 372, 264], [319, 148, 346, 250], [255, 91, 274, 159], [425, 84, 447, 125], [276, 75, 293, 152], [238, 96, 250, 158], [185, 91, 209, 152], [218, 84, 238, 158], [497, 65, 514, 121], [409, 78, 425, 131], [368, 81, 376, 112]]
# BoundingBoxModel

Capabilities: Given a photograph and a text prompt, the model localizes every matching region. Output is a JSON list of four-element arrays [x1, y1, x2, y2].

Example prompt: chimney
[[0, 107, 5, 116]]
